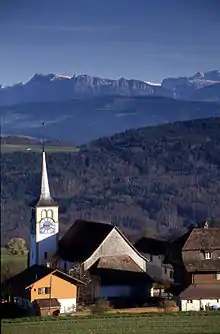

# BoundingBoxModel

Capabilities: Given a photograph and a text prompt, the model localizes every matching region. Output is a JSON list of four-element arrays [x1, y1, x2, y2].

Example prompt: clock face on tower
[[39, 217, 55, 234]]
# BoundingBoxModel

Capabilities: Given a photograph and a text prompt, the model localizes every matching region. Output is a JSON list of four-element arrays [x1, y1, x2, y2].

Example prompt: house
[[164, 229, 192, 293], [134, 236, 174, 296], [51, 219, 151, 303], [6, 264, 85, 315], [180, 284, 220, 311], [179, 227, 220, 311]]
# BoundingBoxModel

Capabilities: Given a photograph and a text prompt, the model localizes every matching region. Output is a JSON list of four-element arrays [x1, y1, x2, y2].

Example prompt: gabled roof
[[58, 219, 114, 262], [183, 228, 220, 251], [7, 264, 84, 293], [7, 265, 53, 293], [58, 219, 147, 264], [180, 284, 220, 300]]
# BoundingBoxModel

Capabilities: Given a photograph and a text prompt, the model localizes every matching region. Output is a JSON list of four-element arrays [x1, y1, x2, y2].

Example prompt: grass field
[[1, 248, 27, 277], [2, 312, 220, 334], [1, 143, 79, 153]]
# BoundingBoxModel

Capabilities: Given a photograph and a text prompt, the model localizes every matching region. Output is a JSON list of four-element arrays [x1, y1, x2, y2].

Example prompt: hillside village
[[2, 146, 220, 317]]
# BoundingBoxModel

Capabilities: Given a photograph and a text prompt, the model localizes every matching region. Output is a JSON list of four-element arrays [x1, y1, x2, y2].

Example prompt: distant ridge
[[0, 69, 219, 106]]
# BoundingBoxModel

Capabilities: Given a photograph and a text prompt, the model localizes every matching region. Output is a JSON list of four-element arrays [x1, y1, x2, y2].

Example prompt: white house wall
[[181, 299, 220, 311], [57, 298, 76, 314], [83, 228, 146, 272]]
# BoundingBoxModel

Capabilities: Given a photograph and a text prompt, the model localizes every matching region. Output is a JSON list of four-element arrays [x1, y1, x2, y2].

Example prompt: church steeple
[[29, 126, 59, 267], [40, 149, 51, 201], [36, 125, 57, 207]]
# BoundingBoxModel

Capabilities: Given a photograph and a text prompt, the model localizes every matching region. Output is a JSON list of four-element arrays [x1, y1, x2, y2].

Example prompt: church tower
[[29, 147, 59, 267]]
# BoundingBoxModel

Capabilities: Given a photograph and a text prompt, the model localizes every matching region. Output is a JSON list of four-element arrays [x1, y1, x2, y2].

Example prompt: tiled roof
[[183, 259, 220, 272], [95, 255, 144, 273], [6, 265, 84, 294], [180, 284, 220, 299], [7, 265, 54, 293], [183, 228, 220, 251]]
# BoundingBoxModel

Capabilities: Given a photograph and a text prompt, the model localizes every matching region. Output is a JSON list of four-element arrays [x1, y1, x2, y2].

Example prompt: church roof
[[35, 149, 58, 207], [36, 198, 58, 207]]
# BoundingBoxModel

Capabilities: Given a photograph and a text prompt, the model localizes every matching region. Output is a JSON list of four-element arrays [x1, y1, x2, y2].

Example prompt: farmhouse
[[52, 219, 159, 303], [180, 227, 220, 311]]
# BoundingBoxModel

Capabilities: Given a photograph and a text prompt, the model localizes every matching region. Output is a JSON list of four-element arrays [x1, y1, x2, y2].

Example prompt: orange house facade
[[27, 271, 78, 313], [6, 265, 84, 315]]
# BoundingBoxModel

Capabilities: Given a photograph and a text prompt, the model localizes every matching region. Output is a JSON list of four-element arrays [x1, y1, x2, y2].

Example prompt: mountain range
[[1, 70, 220, 105], [0, 70, 220, 144]]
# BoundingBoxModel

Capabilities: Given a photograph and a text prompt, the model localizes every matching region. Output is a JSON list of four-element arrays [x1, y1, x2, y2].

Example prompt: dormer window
[[204, 252, 212, 260]]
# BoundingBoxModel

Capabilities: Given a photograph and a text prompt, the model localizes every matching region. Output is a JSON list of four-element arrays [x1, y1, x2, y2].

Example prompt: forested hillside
[[1, 117, 220, 245]]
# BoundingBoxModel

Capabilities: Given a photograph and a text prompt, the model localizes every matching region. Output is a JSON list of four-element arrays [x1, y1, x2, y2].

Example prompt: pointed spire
[[39, 122, 52, 202], [40, 150, 51, 200]]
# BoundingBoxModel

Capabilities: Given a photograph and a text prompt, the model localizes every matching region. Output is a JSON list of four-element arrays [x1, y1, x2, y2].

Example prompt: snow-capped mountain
[[0, 70, 219, 106], [162, 70, 220, 101]]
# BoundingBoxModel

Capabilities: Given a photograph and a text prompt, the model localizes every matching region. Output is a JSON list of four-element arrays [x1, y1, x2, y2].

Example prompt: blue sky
[[1, 0, 219, 85]]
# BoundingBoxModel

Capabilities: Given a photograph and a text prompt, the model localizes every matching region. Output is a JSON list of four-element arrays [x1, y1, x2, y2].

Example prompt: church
[[6, 146, 175, 314]]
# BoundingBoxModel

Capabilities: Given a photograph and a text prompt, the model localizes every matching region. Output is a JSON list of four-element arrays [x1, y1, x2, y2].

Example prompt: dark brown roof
[[7, 265, 84, 294], [183, 228, 220, 251], [180, 284, 220, 299], [36, 198, 58, 207], [34, 298, 60, 308], [183, 259, 220, 272], [164, 229, 192, 265], [7, 265, 54, 293], [95, 255, 144, 272], [58, 219, 147, 264], [51, 269, 85, 286], [134, 237, 168, 256], [58, 219, 114, 262]]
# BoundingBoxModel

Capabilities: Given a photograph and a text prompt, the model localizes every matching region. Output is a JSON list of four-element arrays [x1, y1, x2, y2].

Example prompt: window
[[41, 210, 47, 219], [44, 252, 48, 260], [150, 255, 153, 262], [164, 267, 167, 275], [187, 300, 193, 303], [47, 209, 53, 219], [170, 270, 174, 279], [38, 287, 51, 295], [204, 252, 212, 260]]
